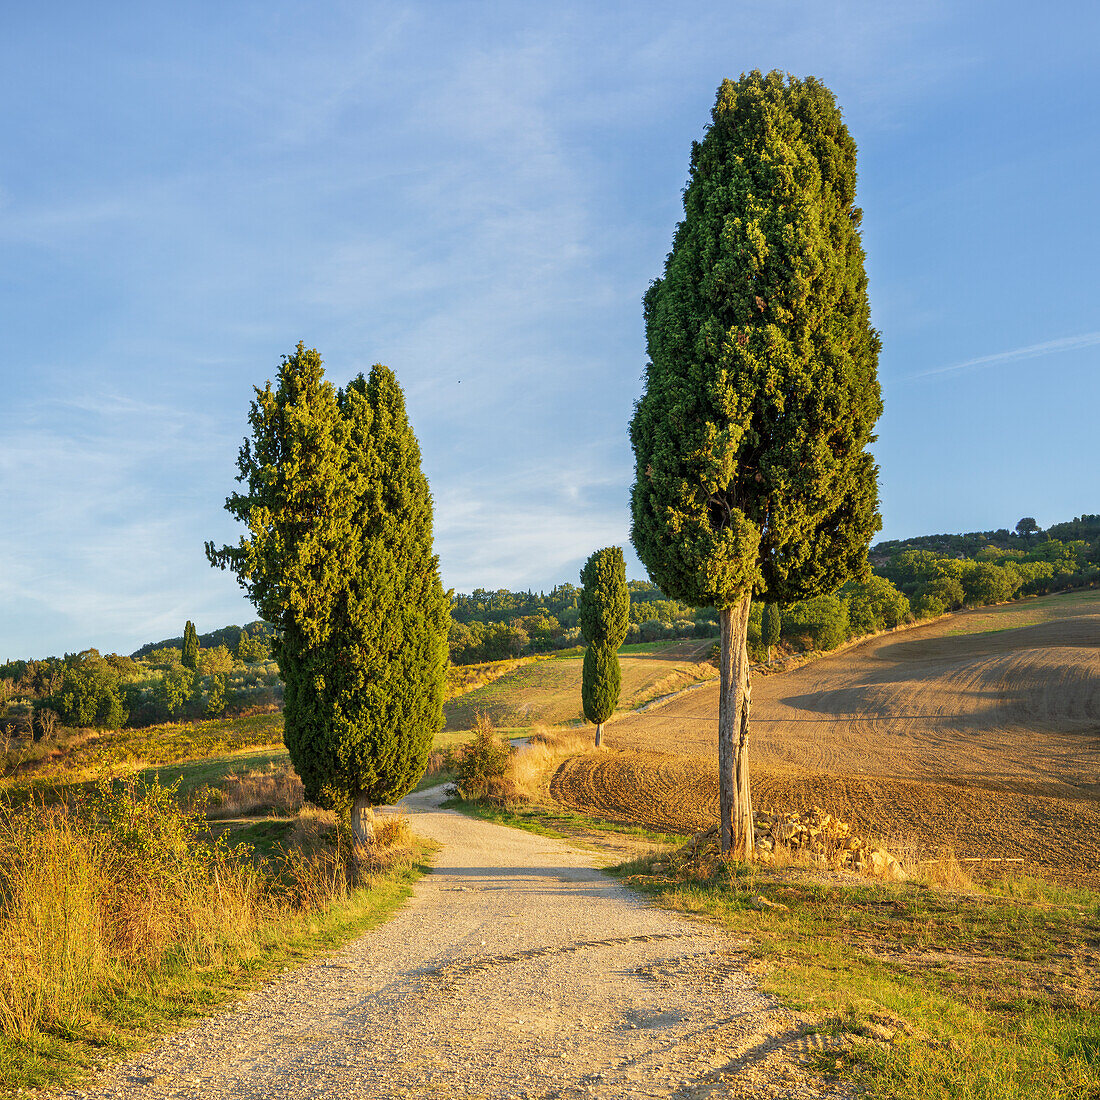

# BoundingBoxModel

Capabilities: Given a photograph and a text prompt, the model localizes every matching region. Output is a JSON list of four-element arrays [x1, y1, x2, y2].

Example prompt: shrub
[[448, 713, 513, 800], [913, 593, 946, 619], [51, 665, 127, 729], [783, 594, 849, 651], [0, 779, 260, 1036]]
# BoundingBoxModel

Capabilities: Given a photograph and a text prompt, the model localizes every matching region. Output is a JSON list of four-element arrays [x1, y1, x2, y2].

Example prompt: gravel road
[[57, 788, 847, 1100]]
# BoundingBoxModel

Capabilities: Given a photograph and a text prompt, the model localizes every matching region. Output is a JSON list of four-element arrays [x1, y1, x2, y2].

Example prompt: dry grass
[[207, 759, 304, 818], [422, 749, 448, 779], [0, 776, 417, 1045], [628, 661, 718, 710], [0, 781, 264, 1038], [449, 719, 595, 809], [509, 726, 594, 803], [445, 657, 534, 701]]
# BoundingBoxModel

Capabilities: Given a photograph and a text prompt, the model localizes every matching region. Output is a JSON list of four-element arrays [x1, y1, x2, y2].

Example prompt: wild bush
[[0, 774, 403, 1045], [0, 779, 261, 1037], [447, 713, 513, 800]]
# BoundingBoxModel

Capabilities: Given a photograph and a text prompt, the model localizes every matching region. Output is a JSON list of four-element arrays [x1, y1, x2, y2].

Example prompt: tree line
[[0, 623, 279, 736]]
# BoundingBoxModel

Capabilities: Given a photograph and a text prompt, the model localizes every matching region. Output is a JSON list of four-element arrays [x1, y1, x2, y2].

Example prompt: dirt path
[[58, 788, 845, 1100]]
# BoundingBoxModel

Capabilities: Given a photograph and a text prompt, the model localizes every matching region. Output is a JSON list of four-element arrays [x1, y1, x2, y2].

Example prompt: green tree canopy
[[181, 621, 199, 670], [207, 345, 449, 837], [581, 643, 620, 736], [579, 547, 630, 746], [579, 547, 630, 648], [629, 72, 882, 854]]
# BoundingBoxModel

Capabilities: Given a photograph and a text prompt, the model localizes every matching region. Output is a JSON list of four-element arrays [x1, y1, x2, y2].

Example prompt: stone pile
[[674, 807, 906, 881]]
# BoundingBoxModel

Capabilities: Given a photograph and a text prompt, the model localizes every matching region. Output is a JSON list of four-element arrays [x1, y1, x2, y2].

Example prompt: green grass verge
[[442, 797, 688, 848], [0, 841, 435, 1096], [610, 854, 1100, 1100]]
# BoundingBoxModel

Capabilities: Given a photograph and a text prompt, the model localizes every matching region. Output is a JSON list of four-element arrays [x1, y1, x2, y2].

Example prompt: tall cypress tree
[[181, 621, 199, 670], [630, 73, 882, 855], [579, 547, 629, 747], [207, 345, 449, 840]]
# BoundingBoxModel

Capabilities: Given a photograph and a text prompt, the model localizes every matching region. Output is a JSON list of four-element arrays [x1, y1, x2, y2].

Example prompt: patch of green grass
[[443, 797, 688, 848], [947, 619, 1043, 637], [142, 747, 291, 800], [610, 855, 1100, 1100], [945, 589, 1100, 639], [0, 841, 436, 1095], [443, 644, 715, 731], [616, 640, 684, 656]]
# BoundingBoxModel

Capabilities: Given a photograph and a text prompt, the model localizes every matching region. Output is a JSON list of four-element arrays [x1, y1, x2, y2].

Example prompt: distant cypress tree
[[579, 547, 630, 747], [181, 621, 199, 670], [207, 345, 449, 841], [581, 643, 620, 746], [630, 73, 882, 854], [761, 603, 781, 663]]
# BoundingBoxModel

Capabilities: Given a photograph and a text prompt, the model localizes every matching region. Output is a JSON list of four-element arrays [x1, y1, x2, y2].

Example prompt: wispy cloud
[[909, 332, 1100, 380]]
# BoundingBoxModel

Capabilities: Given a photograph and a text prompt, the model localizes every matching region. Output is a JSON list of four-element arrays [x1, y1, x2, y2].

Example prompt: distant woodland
[[2, 514, 1097, 735]]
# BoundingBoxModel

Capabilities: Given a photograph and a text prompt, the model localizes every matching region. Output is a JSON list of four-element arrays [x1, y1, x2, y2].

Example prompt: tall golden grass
[[206, 759, 304, 818], [0, 777, 410, 1041]]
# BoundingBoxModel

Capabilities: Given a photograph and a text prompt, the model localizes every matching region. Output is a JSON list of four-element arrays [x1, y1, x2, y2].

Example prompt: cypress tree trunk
[[351, 792, 373, 847], [595, 722, 603, 748], [718, 597, 754, 857]]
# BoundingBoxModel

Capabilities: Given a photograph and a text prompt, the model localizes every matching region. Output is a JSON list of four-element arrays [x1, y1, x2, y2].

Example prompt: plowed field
[[551, 591, 1100, 884]]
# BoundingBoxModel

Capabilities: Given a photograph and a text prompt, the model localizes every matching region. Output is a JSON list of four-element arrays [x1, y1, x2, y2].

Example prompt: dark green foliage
[[841, 575, 910, 635], [131, 622, 273, 662], [916, 575, 965, 613], [158, 666, 197, 717], [761, 603, 781, 649], [1016, 517, 1039, 539], [46, 652, 128, 729], [579, 548, 628, 738], [581, 642, 620, 726], [207, 344, 449, 810], [630, 71, 882, 610], [204, 675, 227, 717], [445, 578, 708, 663], [576, 545, 629, 734], [962, 561, 1022, 606], [781, 593, 849, 652], [578, 547, 630, 648], [181, 621, 199, 670], [449, 714, 513, 800], [1046, 514, 1100, 542]]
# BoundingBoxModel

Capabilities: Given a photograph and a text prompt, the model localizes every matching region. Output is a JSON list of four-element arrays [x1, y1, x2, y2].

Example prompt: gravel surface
[[55, 788, 849, 1100]]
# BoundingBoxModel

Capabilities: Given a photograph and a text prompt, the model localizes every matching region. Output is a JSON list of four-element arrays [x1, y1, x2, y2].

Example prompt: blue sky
[[2, 1, 1098, 658]]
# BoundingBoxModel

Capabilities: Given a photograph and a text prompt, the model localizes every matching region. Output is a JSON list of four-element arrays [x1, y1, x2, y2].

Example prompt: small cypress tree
[[630, 73, 882, 855], [761, 603, 781, 663], [581, 643, 620, 745], [207, 345, 449, 841], [181, 621, 199, 670], [579, 547, 629, 746]]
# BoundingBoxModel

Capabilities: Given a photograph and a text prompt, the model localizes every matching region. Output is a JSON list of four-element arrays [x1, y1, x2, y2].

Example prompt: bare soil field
[[551, 591, 1100, 885], [443, 641, 716, 731]]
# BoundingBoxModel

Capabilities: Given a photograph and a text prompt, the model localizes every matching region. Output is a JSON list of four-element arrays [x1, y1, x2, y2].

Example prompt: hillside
[[550, 590, 1100, 885], [442, 641, 716, 731]]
